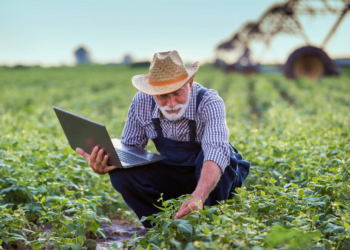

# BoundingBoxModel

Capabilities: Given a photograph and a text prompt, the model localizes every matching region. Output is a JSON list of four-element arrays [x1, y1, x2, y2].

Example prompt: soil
[[96, 220, 147, 249], [0, 220, 146, 250]]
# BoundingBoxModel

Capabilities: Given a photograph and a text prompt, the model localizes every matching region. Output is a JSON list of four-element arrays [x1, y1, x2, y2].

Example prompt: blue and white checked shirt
[[121, 82, 230, 173]]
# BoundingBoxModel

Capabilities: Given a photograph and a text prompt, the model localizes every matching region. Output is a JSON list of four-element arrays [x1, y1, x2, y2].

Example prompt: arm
[[175, 99, 230, 218], [175, 160, 221, 219], [121, 95, 149, 148], [201, 100, 230, 173], [192, 160, 221, 201]]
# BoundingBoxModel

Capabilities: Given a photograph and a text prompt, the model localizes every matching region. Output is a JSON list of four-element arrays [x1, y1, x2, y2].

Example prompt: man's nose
[[167, 95, 177, 108]]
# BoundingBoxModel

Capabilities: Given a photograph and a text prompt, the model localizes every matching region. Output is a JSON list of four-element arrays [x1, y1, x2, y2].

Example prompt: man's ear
[[189, 79, 194, 89]]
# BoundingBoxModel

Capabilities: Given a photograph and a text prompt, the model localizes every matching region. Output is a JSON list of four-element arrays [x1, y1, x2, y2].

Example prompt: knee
[[108, 169, 128, 192]]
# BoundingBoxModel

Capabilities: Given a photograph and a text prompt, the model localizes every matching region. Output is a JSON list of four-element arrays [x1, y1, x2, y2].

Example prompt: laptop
[[53, 107, 166, 168]]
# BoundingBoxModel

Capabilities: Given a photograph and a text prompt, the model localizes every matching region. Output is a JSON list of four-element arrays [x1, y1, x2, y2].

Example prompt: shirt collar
[[151, 82, 200, 121]]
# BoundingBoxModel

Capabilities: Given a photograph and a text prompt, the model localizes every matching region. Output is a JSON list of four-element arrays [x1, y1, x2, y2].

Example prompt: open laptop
[[53, 107, 166, 168]]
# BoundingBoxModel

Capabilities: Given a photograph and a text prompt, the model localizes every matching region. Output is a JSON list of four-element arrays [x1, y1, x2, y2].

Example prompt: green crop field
[[1, 65, 350, 250]]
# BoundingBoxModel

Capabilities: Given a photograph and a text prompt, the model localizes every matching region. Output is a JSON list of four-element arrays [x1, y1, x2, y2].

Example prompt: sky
[[1, 0, 349, 66]]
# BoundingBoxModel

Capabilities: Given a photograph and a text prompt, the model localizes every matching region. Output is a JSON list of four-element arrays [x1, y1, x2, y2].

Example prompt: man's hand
[[76, 146, 117, 175], [175, 161, 221, 220], [175, 193, 203, 219]]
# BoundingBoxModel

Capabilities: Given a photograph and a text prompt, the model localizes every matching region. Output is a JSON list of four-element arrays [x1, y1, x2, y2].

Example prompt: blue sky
[[1, 0, 349, 66]]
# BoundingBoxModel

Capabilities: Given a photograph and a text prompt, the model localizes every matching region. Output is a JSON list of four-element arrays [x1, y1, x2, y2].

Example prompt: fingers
[[89, 146, 99, 165], [76, 148, 90, 160], [96, 148, 104, 163], [77, 146, 113, 175], [178, 200, 189, 212], [175, 205, 191, 219], [175, 198, 203, 219], [105, 165, 117, 173], [102, 154, 109, 166], [175, 200, 191, 219]]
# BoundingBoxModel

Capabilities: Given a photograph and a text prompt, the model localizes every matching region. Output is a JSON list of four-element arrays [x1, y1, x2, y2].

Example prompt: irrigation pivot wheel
[[284, 46, 339, 80], [293, 55, 324, 80]]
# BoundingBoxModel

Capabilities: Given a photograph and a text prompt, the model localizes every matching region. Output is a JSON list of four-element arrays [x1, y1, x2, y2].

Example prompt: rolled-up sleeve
[[201, 100, 230, 173], [121, 97, 149, 149]]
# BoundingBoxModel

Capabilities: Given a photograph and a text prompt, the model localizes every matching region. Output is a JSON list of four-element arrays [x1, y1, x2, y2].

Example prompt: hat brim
[[131, 61, 199, 95]]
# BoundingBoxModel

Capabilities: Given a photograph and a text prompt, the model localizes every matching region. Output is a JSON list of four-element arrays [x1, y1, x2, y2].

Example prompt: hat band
[[149, 72, 189, 86]]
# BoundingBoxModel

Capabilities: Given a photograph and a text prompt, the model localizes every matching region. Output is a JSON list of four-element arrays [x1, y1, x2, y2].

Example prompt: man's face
[[153, 80, 193, 121]]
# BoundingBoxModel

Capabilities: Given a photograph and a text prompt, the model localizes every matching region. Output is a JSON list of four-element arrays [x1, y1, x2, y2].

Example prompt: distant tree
[[131, 61, 151, 68], [74, 47, 91, 65]]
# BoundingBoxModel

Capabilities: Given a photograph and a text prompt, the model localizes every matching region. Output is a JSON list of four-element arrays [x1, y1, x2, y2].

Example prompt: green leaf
[[36, 186, 47, 193], [292, 183, 298, 188], [71, 244, 82, 250], [111, 243, 119, 248], [153, 204, 166, 211], [203, 227, 210, 235], [198, 209, 210, 216], [162, 220, 171, 232], [77, 236, 84, 245], [32, 243, 43, 250], [97, 228, 106, 239], [274, 189, 285, 196], [265, 226, 298, 246], [0, 205, 8, 210], [174, 220, 193, 235], [88, 221, 99, 235], [324, 223, 345, 234], [41, 196, 46, 203], [184, 242, 195, 250], [312, 230, 322, 242], [85, 239, 97, 250], [332, 159, 343, 164], [140, 216, 151, 223], [284, 215, 295, 222], [312, 215, 320, 222], [270, 178, 276, 184], [33, 195, 39, 201]]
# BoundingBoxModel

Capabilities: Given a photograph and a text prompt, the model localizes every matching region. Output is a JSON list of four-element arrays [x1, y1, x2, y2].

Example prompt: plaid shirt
[[121, 82, 230, 173]]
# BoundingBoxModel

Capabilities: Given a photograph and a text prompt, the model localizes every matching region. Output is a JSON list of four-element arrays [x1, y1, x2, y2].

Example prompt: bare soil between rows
[[96, 219, 147, 249]]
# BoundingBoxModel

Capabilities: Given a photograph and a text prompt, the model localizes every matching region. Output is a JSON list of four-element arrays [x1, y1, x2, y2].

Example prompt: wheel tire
[[293, 55, 324, 80], [283, 46, 339, 80]]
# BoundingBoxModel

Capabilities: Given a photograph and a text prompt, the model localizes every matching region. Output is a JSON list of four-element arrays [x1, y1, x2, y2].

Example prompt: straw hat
[[132, 50, 199, 95]]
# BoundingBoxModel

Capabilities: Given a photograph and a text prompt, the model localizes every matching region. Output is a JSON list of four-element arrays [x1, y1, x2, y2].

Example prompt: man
[[76, 50, 249, 228]]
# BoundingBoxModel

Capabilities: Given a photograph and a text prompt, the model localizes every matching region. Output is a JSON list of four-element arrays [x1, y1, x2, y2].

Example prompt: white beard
[[157, 84, 191, 122]]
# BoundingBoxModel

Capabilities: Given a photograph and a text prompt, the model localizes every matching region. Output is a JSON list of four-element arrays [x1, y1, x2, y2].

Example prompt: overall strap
[[188, 88, 209, 142], [151, 97, 156, 112], [188, 120, 196, 142], [196, 88, 208, 112], [152, 118, 163, 139], [151, 98, 164, 139]]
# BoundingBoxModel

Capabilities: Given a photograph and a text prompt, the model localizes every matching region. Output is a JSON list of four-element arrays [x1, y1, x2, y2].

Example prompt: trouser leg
[[108, 161, 196, 228]]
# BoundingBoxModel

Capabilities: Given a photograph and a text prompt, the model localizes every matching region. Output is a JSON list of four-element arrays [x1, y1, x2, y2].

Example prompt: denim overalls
[[109, 88, 250, 228]]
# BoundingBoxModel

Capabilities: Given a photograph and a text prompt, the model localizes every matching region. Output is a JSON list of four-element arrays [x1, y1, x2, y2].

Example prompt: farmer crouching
[[76, 50, 250, 228]]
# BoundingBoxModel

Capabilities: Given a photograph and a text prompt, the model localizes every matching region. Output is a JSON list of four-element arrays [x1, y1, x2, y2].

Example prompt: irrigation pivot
[[216, 0, 350, 80]]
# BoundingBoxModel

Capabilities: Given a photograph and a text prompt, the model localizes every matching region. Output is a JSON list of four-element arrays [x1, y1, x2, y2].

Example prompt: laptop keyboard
[[115, 148, 149, 165]]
